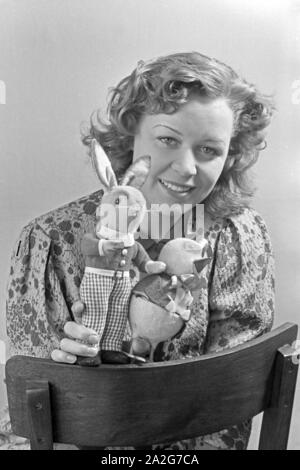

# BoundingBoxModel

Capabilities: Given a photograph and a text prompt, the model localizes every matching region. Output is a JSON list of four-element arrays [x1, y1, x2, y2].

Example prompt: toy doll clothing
[[80, 268, 132, 351], [80, 231, 152, 352], [96, 226, 135, 247], [4, 189, 275, 450], [83, 238, 150, 271]]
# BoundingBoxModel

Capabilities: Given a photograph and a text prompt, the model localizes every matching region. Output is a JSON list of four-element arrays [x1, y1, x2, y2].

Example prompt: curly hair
[[81, 52, 275, 218]]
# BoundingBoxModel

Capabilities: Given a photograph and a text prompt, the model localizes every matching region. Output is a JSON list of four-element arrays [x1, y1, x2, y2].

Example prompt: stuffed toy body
[[73, 140, 165, 365], [129, 237, 212, 361]]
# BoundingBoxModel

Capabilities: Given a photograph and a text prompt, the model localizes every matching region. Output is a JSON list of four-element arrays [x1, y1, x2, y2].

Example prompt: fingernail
[[87, 346, 98, 356], [66, 355, 75, 363], [88, 334, 100, 344]]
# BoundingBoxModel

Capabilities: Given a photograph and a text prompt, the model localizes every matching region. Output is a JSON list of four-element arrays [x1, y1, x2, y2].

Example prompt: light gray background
[[0, 0, 299, 449]]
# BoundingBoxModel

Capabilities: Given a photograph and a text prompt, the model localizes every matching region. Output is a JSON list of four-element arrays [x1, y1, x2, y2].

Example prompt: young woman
[[6, 52, 275, 450]]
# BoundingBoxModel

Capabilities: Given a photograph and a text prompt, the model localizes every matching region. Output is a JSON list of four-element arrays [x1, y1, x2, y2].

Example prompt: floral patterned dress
[[1, 190, 275, 450]]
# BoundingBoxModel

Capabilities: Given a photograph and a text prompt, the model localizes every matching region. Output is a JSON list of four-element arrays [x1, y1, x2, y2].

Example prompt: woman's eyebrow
[[202, 138, 226, 145], [153, 125, 226, 145], [152, 124, 183, 136], [199, 133, 226, 144]]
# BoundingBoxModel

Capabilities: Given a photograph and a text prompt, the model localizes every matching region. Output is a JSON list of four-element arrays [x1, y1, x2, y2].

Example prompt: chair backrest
[[5, 323, 299, 450]]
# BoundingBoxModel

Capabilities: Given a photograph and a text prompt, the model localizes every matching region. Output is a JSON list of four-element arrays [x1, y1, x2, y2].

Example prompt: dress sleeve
[[2, 222, 75, 450], [2, 191, 102, 449], [204, 209, 275, 353], [6, 222, 74, 359]]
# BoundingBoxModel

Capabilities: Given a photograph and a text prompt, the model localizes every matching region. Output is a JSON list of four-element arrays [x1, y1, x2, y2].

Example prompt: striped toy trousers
[[80, 272, 132, 351]]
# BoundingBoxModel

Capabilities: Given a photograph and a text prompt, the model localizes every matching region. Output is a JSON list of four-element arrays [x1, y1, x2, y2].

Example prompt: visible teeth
[[160, 179, 193, 193]]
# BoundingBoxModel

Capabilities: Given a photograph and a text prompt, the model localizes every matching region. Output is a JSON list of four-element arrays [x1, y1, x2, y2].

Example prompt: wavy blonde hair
[[82, 52, 275, 218]]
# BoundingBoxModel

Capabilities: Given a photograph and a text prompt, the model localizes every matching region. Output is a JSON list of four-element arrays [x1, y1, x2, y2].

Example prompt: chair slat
[[26, 380, 53, 450], [6, 323, 298, 447], [259, 344, 299, 450]]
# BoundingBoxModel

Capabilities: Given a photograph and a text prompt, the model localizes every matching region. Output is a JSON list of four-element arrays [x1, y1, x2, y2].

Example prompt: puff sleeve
[[6, 222, 73, 359], [5, 191, 105, 360], [2, 191, 104, 449], [204, 208, 275, 353]]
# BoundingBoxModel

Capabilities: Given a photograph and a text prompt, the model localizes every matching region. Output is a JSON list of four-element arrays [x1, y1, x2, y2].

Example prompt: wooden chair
[[5, 322, 299, 450]]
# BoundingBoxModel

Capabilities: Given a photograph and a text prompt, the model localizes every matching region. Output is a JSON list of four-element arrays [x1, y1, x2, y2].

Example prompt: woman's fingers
[[60, 338, 99, 357], [51, 338, 99, 365], [51, 349, 77, 364], [64, 321, 99, 344], [71, 300, 85, 323], [50, 322, 100, 364]]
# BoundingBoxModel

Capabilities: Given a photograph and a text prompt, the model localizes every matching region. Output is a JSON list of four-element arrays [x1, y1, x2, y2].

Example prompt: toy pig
[[72, 140, 165, 366], [129, 237, 212, 361]]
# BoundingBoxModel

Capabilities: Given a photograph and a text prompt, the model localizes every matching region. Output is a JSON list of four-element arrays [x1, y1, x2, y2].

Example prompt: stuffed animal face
[[96, 186, 146, 234], [91, 140, 150, 237], [158, 237, 211, 276]]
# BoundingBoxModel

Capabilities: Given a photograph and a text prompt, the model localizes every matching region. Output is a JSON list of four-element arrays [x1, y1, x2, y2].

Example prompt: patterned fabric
[[81, 270, 132, 351], [2, 189, 275, 450]]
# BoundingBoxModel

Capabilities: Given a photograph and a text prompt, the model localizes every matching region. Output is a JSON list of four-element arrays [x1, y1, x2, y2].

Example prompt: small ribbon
[[165, 284, 193, 322]]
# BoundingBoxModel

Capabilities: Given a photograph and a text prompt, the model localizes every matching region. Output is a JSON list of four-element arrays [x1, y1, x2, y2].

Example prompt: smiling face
[[132, 96, 234, 208]]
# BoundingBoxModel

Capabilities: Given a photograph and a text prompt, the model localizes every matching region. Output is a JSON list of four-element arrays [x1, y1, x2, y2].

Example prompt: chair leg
[[26, 380, 54, 450], [259, 344, 299, 450]]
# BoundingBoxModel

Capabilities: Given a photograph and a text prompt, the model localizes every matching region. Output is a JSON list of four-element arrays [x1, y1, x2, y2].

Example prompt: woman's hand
[[51, 321, 100, 364]]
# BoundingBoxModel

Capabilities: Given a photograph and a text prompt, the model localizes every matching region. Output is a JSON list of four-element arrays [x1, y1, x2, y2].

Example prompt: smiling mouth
[[158, 178, 195, 194]]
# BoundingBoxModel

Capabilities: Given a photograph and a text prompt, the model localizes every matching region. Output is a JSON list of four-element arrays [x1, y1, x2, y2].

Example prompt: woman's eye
[[115, 198, 120, 205], [157, 137, 179, 147], [198, 146, 218, 156]]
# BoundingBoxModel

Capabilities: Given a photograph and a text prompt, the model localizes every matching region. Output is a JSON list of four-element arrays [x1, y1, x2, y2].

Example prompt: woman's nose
[[171, 149, 197, 178]]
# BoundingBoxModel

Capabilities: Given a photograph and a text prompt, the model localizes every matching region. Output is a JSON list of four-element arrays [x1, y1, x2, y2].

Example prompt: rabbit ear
[[120, 155, 151, 189], [91, 139, 118, 190]]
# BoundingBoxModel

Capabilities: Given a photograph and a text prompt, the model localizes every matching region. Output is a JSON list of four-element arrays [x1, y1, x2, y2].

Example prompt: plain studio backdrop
[[0, 0, 299, 449]]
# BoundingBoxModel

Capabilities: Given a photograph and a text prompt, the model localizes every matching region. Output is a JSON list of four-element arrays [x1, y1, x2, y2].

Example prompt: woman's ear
[[91, 139, 118, 191]]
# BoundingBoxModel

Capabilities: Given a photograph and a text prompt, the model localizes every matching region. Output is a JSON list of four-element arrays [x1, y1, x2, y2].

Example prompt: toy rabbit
[[129, 237, 212, 361], [72, 139, 166, 366]]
